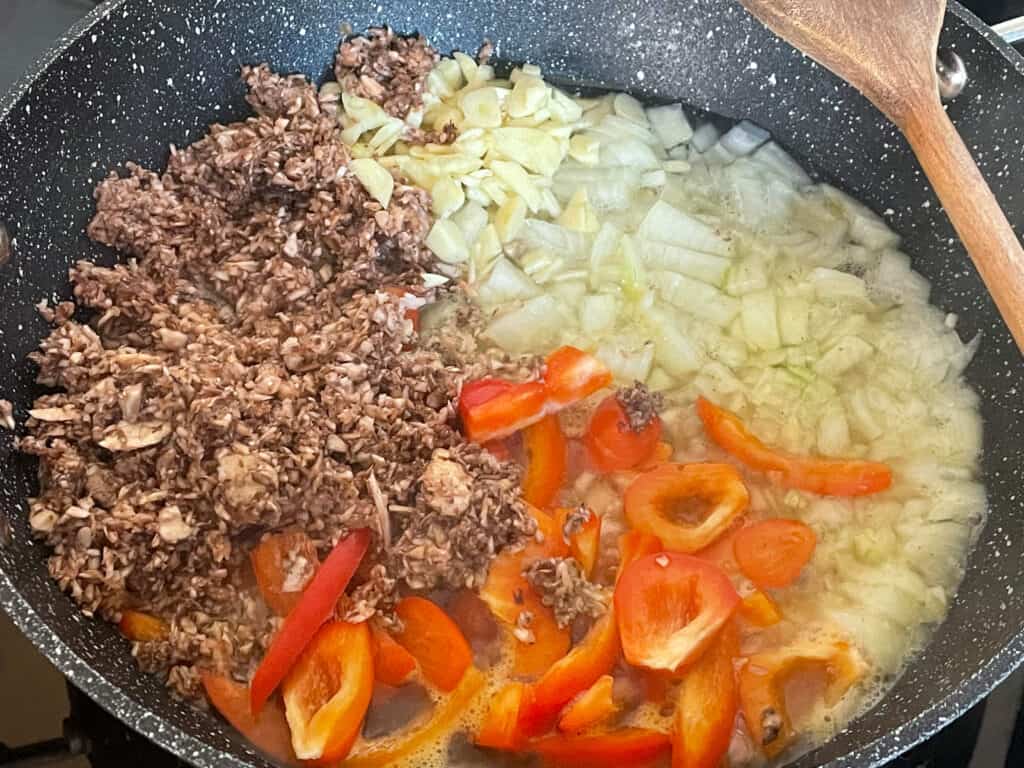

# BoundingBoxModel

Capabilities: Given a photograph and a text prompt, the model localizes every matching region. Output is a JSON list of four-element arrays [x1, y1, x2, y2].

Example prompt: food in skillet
[[12, 27, 985, 768]]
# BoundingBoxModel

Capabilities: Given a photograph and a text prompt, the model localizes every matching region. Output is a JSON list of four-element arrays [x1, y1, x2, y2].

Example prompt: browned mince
[[18, 34, 533, 700]]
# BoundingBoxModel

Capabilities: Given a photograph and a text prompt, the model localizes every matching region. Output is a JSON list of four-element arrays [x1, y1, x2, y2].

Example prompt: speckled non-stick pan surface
[[0, 1, 1021, 766]]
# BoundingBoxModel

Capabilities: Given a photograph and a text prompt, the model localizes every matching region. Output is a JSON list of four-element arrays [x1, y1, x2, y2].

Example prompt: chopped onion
[[719, 120, 771, 156], [646, 104, 694, 148], [690, 122, 721, 153]]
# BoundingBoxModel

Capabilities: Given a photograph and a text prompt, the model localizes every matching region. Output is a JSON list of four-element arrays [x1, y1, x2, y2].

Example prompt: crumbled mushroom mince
[[334, 27, 438, 119], [523, 557, 609, 629], [616, 381, 664, 432], [0, 399, 14, 431], [19, 37, 533, 700]]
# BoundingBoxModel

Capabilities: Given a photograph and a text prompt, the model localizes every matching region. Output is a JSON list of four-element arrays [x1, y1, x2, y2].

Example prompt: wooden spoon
[[740, 0, 1024, 352]]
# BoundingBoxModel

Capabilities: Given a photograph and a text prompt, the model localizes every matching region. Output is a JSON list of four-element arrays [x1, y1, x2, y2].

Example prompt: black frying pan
[[0, 1, 1022, 766]]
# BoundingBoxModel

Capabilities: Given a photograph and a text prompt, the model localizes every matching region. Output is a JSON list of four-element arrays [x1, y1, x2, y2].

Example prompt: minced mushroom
[[523, 557, 609, 628], [616, 381, 664, 432]]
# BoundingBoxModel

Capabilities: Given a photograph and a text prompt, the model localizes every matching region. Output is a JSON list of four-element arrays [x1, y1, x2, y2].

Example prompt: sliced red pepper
[[617, 531, 664, 578], [673, 621, 739, 768], [345, 667, 486, 767], [584, 394, 662, 474], [734, 519, 817, 590], [530, 728, 671, 768], [480, 510, 571, 679], [522, 611, 620, 737], [119, 610, 169, 642], [250, 531, 320, 617], [558, 507, 602, 578], [696, 396, 893, 496], [615, 552, 740, 673], [202, 673, 298, 766], [739, 590, 783, 627], [460, 379, 547, 443], [544, 346, 613, 407], [476, 681, 534, 750], [393, 597, 474, 692], [624, 463, 750, 553], [522, 415, 568, 508], [369, 622, 416, 686], [250, 528, 370, 714], [281, 620, 374, 763], [739, 640, 866, 757], [558, 674, 618, 734]]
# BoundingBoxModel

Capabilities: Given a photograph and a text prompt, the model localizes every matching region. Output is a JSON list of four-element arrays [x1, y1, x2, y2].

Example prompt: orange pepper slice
[[530, 727, 671, 768], [696, 396, 893, 497], [522, 415, 568, 509], [624, 463, 750, 553], [734, 519, 817, 590], [738, 640, 867, 758], [558, 674, 618, 733], [393, 597, 473, 692], [345, 666, 487, 767], [369, 623, 416, 686], [250, 531, 320, 617], [119, 610, 169, 642], [739, 590, 783, 628], [281, 620, 374, 763], [615, 552, 740, 673], [476, 681, 534, 750], [672, 621, 739, 768], [201, 673, 298, 766]]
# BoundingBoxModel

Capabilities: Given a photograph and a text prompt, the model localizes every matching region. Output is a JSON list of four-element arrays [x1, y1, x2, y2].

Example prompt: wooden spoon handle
[[902, 97, 1024, 351]]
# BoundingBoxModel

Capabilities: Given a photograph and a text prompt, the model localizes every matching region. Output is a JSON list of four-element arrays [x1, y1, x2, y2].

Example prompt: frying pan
[[0, 1, 1022, 766]]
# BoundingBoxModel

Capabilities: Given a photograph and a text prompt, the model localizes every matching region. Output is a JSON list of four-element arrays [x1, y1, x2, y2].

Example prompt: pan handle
[[992, 17, 1024, 46]]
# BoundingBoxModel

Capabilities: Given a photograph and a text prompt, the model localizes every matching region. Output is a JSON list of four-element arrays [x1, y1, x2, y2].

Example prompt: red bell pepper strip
[[476, 681, 534, 750], [734, 519, 817, 590], [461, 380, 547, 443], [696, 396, 893, 496], [202, 673, 298, 766], [557, 674, 618, 734], [522, 415, 568, 509], [584, 394, 662, 473], [369, 623, 416, 686], [281, 621, 374, 763], [250, 528, 370, 714], [672, 621, 740, 768], [558, 507, 601, 578], [544, 346, 613, 407], [615, 552, 740, 672], [530, 728, 671, 768], [393, 596, 474, 692]]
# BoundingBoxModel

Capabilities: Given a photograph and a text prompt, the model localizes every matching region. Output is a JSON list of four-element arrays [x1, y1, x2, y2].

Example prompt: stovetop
[[1, 1, 1023, 767]]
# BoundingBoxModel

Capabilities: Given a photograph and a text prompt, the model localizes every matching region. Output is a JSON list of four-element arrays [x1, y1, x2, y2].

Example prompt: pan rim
[[0, 2, 1021, 768]]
